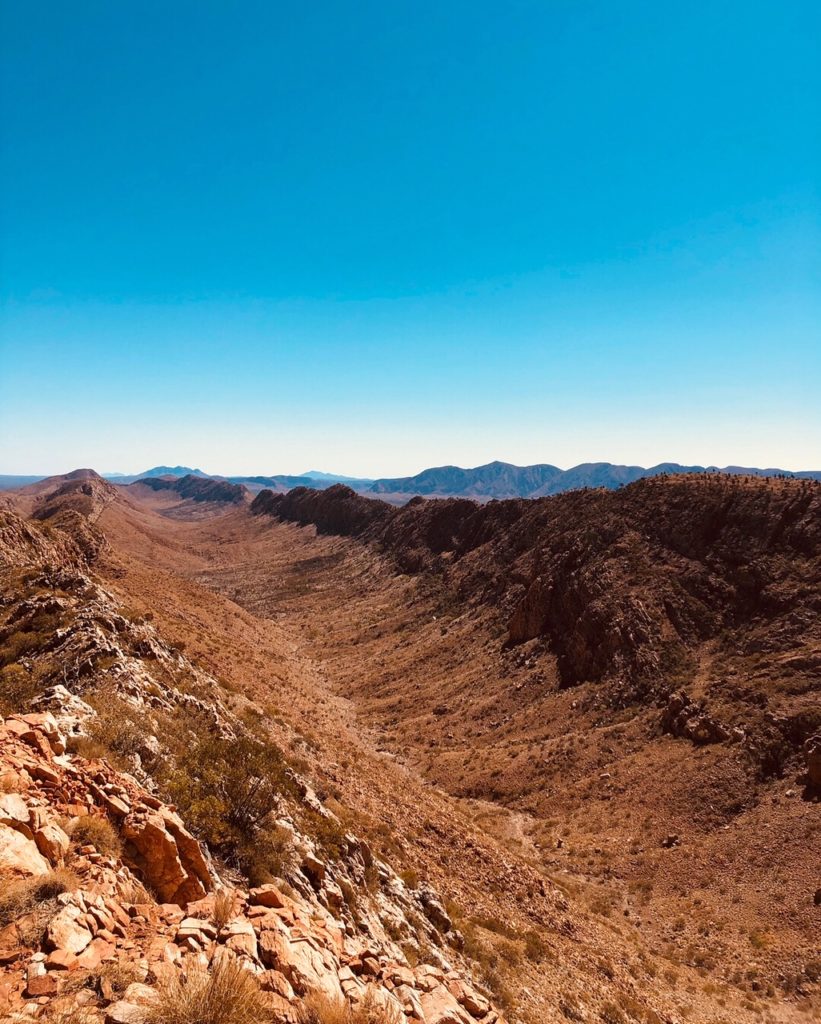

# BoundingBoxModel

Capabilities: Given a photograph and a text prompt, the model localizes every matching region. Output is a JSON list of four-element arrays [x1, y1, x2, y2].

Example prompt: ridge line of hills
[[2, 458, 820, 501]]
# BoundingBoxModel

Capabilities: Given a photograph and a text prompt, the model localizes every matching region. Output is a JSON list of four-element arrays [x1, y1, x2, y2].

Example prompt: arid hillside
[[1, 471, 818, 1024]]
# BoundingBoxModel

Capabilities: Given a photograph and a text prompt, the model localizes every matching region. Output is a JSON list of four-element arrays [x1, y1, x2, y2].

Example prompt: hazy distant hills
[[104, 465, 209, 484], [2, 460, 819, 498], [364, 460, 821, 499]]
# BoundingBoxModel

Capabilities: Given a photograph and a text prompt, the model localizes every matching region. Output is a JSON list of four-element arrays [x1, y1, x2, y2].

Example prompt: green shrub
[[165, 733, 298, 878], [0, 664, 39, 714]]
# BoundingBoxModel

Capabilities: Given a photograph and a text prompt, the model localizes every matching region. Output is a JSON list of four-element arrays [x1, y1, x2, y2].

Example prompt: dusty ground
[[76, 484, 820, 1023]]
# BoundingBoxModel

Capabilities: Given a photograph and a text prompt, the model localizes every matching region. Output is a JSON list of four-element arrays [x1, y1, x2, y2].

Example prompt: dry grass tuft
[[0, 868, 79, 931], [115, 874, 153, 905], [67, 813, 122, 857], [144, 953, 274, 1024], [211, 889, 237, 931], [299, 989, 403, 1024], [37, 1003, 101, 1024]]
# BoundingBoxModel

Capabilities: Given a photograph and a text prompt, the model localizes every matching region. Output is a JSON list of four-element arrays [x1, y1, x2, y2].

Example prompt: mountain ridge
[[4, 459, 821, 497]]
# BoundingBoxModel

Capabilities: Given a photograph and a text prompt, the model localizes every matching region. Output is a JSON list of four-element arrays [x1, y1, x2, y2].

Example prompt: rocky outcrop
[[253, 476, 821, 707], [0, 715, 507, 1024], [661, 692, 730, 745]]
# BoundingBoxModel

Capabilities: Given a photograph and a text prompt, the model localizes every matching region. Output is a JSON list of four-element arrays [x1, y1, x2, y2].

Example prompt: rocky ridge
[[252, 475, 821, 781], [132, 476, 248, 505], [0, 712, 502, 1023], [0, 501, 509, 1023]]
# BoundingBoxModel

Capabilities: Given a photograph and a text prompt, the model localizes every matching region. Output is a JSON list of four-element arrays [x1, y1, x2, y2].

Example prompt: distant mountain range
[[2, 460, 819, 499]]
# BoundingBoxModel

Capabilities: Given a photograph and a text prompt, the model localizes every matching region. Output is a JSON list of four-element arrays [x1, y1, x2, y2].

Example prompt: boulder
[[12, 712, 66, 754], [0, 793, 30, 827], [249, 883, 288, 909], [46, 905, 94, 955], [106, 1000, 148, 1024], [34, 822, 71, 864], [419, 985, 474, 1024], [0, 821, 52, 875], [121, 810, 208, 905]]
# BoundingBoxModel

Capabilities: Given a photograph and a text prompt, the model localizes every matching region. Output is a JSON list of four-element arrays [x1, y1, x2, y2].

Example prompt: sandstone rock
[[76, 936, 117, 970], [447, 978, 490, 1017], [259, 968, 295, 999], [661, 692, 729, 745], [0, 792, 30, 827], [26, 970, 60, 997], [32, 684, 96, 736], [121, 811, 207, 904], [45, 948, 79, 970], [249, 883, 289, 908], [47, 905, 94, 955], [302, 852, 326, 886], [105, 1000, 147, 1024], [34, 822, 71, 864], [20, 712, 66, 754], [224, 918, 258, 959], [418, 885, 452, 933], [419, 985, 473, 1024], [0, 821, 52, 875]]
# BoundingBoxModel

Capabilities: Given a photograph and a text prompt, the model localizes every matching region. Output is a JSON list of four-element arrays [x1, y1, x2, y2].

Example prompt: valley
[[0, 471, 818, 1023]]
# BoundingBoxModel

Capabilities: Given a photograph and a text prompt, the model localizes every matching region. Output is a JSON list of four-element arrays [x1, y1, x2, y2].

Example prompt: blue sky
[[1, 1, 819, 475]]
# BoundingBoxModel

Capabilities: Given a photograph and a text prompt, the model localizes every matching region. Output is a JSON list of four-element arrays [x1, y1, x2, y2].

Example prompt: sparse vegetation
[[211, 889, 236, 931], [165, 733, 299, 882], [144, 954, 274, 1024], [0, 869, 79, 941], [0, 662, 40, 714], [298, 990, 403, 1024], [67, 813, 122, 857]]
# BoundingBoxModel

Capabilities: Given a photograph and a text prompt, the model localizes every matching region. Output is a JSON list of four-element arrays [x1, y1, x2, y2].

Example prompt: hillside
[[133, 474, 249, 505], [0, 471, 818, 1023]]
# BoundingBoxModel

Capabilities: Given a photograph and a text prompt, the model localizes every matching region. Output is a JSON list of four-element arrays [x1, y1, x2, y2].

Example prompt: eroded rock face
[[121, 809, 209, 905]]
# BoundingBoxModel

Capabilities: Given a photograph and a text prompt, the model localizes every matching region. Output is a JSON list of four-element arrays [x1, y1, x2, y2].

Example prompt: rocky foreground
[[0, 710, 504, 1023]]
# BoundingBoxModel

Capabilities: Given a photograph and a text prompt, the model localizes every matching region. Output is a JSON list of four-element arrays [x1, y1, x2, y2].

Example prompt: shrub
[[144, 953, 274, 1024], [66, 735, 110, 760], [299, 989, 403, 1024], [600, 1003, 627, 1024], [211, 890, 236, 931], [165, 734, 298, 878], [83, 692, 147, 765], [0, 869, 79, 939], [0, 663, 40, 713], [67, 814, 122, 857]]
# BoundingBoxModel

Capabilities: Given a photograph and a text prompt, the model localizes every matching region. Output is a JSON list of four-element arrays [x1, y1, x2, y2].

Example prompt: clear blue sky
[[1, 1, 819, 475]]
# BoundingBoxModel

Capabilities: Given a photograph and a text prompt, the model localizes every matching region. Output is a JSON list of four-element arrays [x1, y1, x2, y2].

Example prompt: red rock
[[31, 762, 60, 784], [26, 971, 60, 997], [46, 905, 94, 955], [0, 821, 52, 875], [34, 822, 70, 864], [46, 948, 79, 970], [249, 883, 289, 908], [76, 937, 117, 970], [0, 793, 30, 826]]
